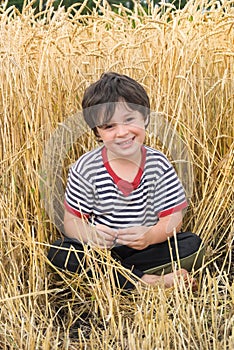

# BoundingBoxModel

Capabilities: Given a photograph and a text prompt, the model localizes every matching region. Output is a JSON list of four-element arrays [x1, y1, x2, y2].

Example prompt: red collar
[[101, 146, 146, 196]]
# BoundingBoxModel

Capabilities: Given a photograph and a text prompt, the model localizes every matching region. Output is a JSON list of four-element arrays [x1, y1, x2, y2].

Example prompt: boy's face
[[96, 102, 146, 160]]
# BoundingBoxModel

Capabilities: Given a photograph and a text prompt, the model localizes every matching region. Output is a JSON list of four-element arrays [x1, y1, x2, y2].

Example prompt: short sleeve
[[155, 162, 188, 217], [64, 164, 94, 218]]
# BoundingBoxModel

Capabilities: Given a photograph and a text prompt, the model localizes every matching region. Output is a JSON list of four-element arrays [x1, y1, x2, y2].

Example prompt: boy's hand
[[116, 226, 153, 250], [89, 224, 117, 249]]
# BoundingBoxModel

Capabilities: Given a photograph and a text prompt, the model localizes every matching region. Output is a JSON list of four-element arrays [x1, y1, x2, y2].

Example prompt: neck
[[107, 147, 142, 167]]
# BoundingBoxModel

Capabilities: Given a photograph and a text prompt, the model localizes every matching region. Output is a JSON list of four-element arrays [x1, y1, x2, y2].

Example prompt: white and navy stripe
[[64, 145, 187, 229]]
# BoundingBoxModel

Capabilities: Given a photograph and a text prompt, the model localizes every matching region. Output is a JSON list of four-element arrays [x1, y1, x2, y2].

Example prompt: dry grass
[[0, 0, 233, 348]]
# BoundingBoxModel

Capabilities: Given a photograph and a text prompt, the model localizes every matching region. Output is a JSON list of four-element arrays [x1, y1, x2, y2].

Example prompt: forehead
[[110, 102, 135, 120], [97, 101, 139, 124]]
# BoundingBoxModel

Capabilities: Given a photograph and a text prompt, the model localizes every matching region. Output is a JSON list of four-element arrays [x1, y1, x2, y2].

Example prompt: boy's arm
[[63, 209, 91, 242], [64, 209, 117, 248], [117, 211, 183, 250]]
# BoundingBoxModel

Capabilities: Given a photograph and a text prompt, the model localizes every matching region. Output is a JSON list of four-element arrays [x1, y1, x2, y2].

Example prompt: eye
[[99, 123, 115, 130], [125, 116, 136, 124]]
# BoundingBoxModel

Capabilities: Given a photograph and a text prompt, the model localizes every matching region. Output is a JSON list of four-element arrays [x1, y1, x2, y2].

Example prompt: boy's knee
[[47, 238, 84, 273], [176, 232, 205, 271], [177, 232, 203, 254]]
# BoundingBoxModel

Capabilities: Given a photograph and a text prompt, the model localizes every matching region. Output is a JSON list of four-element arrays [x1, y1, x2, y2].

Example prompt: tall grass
[[0, 0, 233, 348]]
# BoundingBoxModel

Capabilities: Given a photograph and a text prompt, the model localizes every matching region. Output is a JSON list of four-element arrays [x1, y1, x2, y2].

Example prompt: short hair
[[82, 72, 150, 138]]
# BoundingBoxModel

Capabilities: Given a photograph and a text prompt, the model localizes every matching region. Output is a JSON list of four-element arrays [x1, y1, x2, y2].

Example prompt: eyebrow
[[110, 111, 135, 121], [98, 111, 134, 125]]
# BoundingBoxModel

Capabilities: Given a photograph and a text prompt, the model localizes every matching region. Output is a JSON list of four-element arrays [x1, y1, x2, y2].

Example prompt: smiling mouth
[[117, 137, 135, 146]]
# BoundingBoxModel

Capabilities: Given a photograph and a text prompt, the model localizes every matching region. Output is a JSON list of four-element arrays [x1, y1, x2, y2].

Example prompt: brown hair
[[82, 72, 150, 138]]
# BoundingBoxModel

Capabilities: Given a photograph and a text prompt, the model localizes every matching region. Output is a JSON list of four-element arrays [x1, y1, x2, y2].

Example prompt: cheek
[[133, 126, 145, 137], [98, 131, 114, 142]]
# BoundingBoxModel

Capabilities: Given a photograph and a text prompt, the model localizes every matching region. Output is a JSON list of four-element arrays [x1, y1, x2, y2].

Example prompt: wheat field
[[0, 0, 233, 349]]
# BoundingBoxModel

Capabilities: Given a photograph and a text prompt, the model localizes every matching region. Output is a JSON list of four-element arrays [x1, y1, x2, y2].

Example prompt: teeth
[[119, 139, 132, 145]]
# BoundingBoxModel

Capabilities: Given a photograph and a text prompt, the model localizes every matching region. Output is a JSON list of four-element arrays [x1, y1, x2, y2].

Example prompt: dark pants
[[47, 232, 204, 290]]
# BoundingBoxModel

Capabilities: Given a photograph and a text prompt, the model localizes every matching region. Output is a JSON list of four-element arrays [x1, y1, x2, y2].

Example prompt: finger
[[117, 235, 140, 243], [96, 224, 117, 237], [96, 230, 116, 243], [90, 235, 113, 249], [117, 228, 131, 235], [116, 238, 138, 247]]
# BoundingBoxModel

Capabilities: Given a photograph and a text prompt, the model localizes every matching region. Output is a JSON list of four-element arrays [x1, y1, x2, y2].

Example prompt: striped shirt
[[64, 145, 187, 230]]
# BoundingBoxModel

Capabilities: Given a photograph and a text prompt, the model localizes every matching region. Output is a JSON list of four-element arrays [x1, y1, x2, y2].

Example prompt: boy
[[48, 72, 203, 290]]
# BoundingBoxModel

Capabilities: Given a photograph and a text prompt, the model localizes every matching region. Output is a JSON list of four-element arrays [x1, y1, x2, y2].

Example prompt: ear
[[144, 114, 150, 127], [93, 128, 103, 143]]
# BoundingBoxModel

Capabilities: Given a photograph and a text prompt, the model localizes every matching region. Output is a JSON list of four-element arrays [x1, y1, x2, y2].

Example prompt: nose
[[115, 123, 129, 137]]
